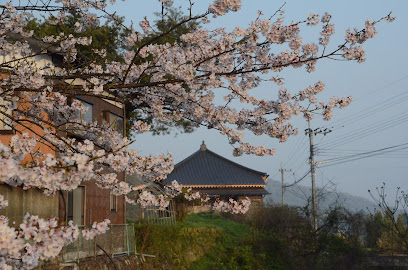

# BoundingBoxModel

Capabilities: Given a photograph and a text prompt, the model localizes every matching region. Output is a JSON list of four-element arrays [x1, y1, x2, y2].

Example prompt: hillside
[[265, 179, 378, 213]]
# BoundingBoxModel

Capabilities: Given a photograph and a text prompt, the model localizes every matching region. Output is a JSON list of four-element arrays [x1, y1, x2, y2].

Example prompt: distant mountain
[[264, 180, 378, 213]]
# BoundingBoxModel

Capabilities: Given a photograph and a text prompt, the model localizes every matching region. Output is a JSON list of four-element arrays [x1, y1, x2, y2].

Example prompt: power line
[[284, 170, 310, 188], [320, 142, 408, 168], [321, 142, 408, 162], [320, 75, 408, 130], [291, 157, 309, 176], [317, 148, 408, 153], [285, 188, 308, 202], [280, 77, 408, 210], [326, 93, 408, 131], [319, 112, 408, 149], [320, 109, 408, 147], [318, 151, 408, 157], [286, 146, 309, 173], [282, 122, 308, 168], [359, 74, 408, 97], [321, 155, 408, 160]]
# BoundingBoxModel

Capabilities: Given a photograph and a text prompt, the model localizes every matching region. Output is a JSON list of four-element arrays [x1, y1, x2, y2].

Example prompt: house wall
[[0, 185, 58, 225], [0, 93, 57, 226], [239, 195, 263, 208], [0, 52, 54, 70], [0, 124, 57, 227], [0, 94, 126, 226], [75, 95, 124, 121], [186, 192, 265, 215], [58, 95, 126, 225], [58, 176, 125, 225], [0, 82, 126, 227]]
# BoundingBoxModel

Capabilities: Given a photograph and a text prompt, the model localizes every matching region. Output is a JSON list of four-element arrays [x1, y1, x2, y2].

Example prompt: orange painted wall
[[0, 97, 58, 226], [1, 94, 126, 225]]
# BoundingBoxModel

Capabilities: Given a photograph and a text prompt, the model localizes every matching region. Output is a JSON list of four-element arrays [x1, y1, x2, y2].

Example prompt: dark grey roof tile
[[195, 188, 270, 196], [163, 145, 267, 186]]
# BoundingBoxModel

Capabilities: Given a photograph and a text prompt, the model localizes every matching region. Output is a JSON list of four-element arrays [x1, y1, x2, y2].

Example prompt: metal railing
[[127, 203, 177, 225], [62, 224, 136, 263]]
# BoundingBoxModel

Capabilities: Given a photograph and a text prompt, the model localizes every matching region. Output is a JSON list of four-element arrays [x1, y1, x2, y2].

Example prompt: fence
[[62, 224, 136, 263], [127, 201, 177, 225], [133, 204, 177, 225]]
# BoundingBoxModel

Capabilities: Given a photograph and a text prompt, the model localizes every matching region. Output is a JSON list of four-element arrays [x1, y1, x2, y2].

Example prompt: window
[[67, 186, 85, 225], [110, 193, 117, 211], [103, 111, 124, 134], [0, 99, 14, 133], [67, 98, 93, 136], [76, 98, 93, 123]]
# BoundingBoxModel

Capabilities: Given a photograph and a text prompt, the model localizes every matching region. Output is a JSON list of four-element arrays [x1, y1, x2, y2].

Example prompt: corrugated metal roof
[[126, 174, 167, 195], [163, 143, 267, 186]]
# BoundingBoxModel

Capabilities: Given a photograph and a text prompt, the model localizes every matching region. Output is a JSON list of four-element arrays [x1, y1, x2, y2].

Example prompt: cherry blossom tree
[[0, 0, 394, 268]]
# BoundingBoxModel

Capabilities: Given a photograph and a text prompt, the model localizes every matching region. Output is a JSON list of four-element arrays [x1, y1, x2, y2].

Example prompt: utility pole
[[305, 120, 332, 231], [279, 166, 292, 206]]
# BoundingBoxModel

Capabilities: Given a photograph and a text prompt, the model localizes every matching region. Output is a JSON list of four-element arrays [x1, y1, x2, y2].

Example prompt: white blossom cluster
[[209, 0, 241, 16], [213, 197, 251, 214], [82, 219, 111, 240], [0, 195, 8, 209], [0, 214, 109, 269], [128, 180, 250, 214]]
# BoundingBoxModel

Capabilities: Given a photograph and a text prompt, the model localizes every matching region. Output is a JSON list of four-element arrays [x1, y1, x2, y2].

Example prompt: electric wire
[[291, 157, 309, 177], [318, 112, 408, 150], [321, 155, 408, 159], [317, 148, 408, 153], [325, 93, 408, 131], [285, 188, 308, 202], [284, 170, 311, 188], [320, 75, 408, 130], [287, 145, 308, 169], [282, 122, 308, 169], [320, 142, 408, 162], [280, 76, 408, 202], [319, 142, 408, 168], [316, 76, 408, 156], [320, 109, 408, 147]]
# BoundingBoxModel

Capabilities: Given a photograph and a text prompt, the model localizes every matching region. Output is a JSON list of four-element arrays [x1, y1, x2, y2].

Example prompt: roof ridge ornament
[[200, 141, 207, 151]]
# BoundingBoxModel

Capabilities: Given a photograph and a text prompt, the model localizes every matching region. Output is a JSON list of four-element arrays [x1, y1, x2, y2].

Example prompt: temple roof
[[193, 188, 270, 196], [163, 142, 268, 187]]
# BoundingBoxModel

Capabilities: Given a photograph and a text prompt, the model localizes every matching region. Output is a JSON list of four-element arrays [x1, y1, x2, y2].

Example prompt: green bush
[[132, 209, 369, 270], [134, 218, 223, 269]]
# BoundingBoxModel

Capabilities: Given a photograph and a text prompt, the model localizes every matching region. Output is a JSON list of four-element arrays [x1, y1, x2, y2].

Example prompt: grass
[[181, 213, 251, 243], [180, 214, 253, 270]]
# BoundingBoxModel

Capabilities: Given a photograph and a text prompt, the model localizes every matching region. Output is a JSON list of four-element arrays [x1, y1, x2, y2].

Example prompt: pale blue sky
[[113, 0, 408, 200]]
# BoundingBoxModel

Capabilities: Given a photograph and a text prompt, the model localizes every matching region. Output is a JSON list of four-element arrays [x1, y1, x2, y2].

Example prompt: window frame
[[110, 193, 118, 212], [74, 97, 94, 124], [103, 110, 124, 135], [66, 186, 86, 225]]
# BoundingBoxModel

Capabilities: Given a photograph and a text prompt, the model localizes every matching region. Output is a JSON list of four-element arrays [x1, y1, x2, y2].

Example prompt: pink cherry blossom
[[0, 1, 393, 268]]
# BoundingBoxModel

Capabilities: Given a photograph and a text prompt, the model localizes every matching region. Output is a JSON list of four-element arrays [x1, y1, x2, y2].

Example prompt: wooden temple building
[[163, 142, 269, 208]]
